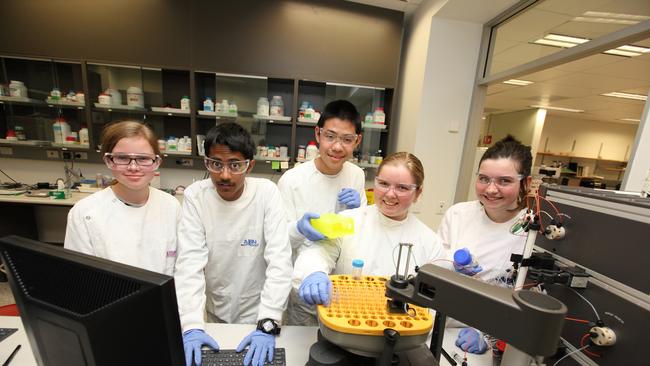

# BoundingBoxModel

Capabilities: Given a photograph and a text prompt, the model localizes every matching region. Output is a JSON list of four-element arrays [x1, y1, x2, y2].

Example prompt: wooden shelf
[[536, 152, 627, 164]]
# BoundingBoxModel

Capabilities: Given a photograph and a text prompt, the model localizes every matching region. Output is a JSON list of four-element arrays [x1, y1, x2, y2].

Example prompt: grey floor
[[0, 281, 15, 307]]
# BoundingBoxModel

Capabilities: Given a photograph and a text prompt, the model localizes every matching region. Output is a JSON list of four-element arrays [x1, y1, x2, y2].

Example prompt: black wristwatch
[[256, 318, 281, 335]]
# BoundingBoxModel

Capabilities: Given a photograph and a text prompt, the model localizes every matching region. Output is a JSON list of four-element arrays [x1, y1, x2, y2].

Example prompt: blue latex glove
[[455, 328, 488, 354], [236, 330, 275, 366], [183, 329, 219, 366], [298, 271, 331, 306], [337, 188, 361, 209], [453, 261, 483, 276], [297, 212, 326, 241]]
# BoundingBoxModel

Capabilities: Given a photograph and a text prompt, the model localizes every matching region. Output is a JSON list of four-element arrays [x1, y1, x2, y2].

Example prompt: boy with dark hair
[[174, 122, 292, 366], [278, 99, 367, 325]]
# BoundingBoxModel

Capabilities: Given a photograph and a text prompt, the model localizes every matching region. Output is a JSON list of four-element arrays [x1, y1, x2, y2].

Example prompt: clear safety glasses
[[476, 173, 524, 188], [319, 130, 358, 147], [374, 177, 419, 196], [204, 157, 250, 174], [104, 153, 160, 170]]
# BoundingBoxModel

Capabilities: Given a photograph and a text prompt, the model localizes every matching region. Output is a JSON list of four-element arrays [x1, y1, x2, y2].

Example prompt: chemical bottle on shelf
[[299, 101, 309, 118], [203, 97, 214, 112], [373, 107, 385, 124], [270, 96, 284, 116], [50, 88, 61, 101], [297, 145, 306, 160], [309, 213, 355, 239], [257, 97, 270, 116], [305, 141, 318, 160], [229, 101, 238, 114], [79, 126, 89, 146], [352, 259, 364, 280], [52, 117, 71, 144], [305, 106, 315, 120], [365, 112, 373, 124], [180, 96, 190, 111]]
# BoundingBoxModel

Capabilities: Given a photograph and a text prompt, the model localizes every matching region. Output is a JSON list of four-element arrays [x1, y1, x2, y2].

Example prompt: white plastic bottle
[[270, 96, 284, 116], [229, 101, 238, 114], [297, 145, 306, 160], [127, 86, 144, 107], [52, 118, 71, 144], [305, 141, 318, 160], [257, 97, 270, 116], [203, 97, 214, 112], [167, 137, 178, 151], [365, 112, 373, 124], [352, 259, 364, 280], [180, 96, 190, 111], [79, 126, 89, 146], [373, 107, 385, 124]]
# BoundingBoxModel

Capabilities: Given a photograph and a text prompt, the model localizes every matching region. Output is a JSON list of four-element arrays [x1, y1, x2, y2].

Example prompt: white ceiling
[[484, 0, 650, 124]]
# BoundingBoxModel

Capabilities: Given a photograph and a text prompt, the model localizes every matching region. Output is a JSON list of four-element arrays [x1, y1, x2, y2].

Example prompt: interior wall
[[487, 109, 542, 146], [622, 89, 650, 192], [539, 116, 637, 161], [0, 0, 403, 87]]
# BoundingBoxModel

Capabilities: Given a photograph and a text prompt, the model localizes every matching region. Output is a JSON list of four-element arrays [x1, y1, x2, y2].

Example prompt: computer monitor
[[0, 235, 185, 366]]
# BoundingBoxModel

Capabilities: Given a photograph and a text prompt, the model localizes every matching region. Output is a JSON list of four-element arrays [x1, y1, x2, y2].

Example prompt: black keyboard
[[0, 328, 17, 343], [200, 348, 286, 366]]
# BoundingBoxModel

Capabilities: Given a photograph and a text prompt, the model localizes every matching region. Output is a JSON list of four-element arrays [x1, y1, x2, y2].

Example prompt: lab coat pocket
[[236, 226, 262, 257]]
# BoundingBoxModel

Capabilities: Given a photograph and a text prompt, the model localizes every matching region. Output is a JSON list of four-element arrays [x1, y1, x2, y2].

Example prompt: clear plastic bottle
[[364, 112, 373, 124], [352, 259, 364, 280], [270, 95, 284, 116], [229, 101, 238, 114]]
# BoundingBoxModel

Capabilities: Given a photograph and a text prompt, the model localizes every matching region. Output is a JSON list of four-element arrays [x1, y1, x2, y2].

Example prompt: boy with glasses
[[278, 100, 367, 325], [174, 122, 292, 366]]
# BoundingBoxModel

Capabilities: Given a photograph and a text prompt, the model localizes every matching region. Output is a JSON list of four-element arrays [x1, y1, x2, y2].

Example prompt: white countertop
[[0, 191, 92, 206], [0, 315, 494, 366]]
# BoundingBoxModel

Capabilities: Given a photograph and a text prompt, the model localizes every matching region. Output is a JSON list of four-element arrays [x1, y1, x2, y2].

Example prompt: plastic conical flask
[[310, 213, 354, 239]]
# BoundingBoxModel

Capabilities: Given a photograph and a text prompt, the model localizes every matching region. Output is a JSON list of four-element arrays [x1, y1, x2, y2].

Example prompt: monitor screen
[[0, 235, 184, 366]]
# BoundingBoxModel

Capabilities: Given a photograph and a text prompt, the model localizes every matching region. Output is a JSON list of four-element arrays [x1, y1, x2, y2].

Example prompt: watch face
[[262, 321, 274, 333]]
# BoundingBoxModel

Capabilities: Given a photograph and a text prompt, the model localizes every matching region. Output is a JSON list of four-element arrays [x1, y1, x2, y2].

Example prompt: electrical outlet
[[0, 147, 13, 155], [46, 150, 59, 159], [176, 158, 194, 167], [74, 152, 88, 160], [436, 201, 446, 215]]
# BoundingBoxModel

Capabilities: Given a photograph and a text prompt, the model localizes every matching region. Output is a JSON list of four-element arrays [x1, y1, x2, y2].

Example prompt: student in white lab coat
[[64, 120, 180, 275], [174, 122, 292, 366], [278, 99, 367, 248], [278, 100, 367, 325], [292, 152, 443, 322], [438, 135, 532, 354]]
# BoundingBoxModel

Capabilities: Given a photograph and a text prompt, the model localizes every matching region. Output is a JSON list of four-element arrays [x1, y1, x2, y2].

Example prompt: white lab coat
[[64, 186, 181, 275], [174, 177, 292, 332], [438, 200, 527, 285], [289, 205, 443, 325], [277, 160, 367, 250]]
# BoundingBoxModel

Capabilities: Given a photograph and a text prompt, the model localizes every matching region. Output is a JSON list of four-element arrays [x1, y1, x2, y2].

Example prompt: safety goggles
[[374, 177, 419, 196], [476, 173, 524, 188], [319, 130, 358, 147], [104, 153, 160, 170], [204, 157, 250, 174]]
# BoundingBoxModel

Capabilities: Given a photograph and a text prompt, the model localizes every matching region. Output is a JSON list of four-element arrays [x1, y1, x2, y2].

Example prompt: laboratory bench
[[0, 315, 493, 366]]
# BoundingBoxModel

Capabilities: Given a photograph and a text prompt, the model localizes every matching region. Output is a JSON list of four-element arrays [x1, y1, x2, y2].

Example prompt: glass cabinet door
[[87, 63, 146, 150], [0, 57, 87, 149], [142, 68, 192, 156], [297, 80, 391, 168], [195, 72, 293, 164]]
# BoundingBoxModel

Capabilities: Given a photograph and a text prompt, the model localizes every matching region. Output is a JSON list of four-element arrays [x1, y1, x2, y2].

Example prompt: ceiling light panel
[[529, 105, 584, 113], [503, 79, 534, 86], [601, 92, 648, 101]]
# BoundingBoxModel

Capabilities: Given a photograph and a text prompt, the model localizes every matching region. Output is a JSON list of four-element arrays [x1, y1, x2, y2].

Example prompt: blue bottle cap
[[352, 259, 364, 268], [453, 248, 472, 266]]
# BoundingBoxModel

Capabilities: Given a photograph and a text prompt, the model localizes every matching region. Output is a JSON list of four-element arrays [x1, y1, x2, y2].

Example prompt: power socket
[[74, 152, 88, 160], [436, 201, 446, 215], [46, 150, 59, 159]]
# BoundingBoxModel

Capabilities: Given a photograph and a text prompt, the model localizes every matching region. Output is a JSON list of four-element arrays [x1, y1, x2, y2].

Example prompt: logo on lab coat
[[241, 239, 259, 247]]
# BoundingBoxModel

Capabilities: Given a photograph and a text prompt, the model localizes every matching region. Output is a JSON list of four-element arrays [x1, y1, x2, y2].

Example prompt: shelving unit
[[0, 55, 395, 170]]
